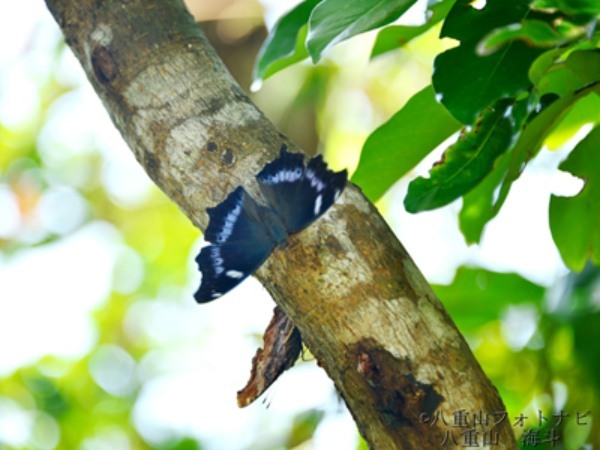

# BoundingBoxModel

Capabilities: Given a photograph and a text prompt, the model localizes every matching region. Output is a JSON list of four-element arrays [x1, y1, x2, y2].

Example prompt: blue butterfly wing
[[195, 187, 277, 303], [257, 146, 348, 234], [195, 147, 347, 303]]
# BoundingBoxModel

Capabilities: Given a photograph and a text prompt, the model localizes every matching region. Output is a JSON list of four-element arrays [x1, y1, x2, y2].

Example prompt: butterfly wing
[[195, 147, 347, 302], [195, 187, 277, 303], [257, 145, 348, 234]]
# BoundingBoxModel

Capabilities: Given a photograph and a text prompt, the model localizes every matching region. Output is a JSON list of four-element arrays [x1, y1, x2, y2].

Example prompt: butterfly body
[[259, 207, 289, 247], [195, 145, 347, 303]]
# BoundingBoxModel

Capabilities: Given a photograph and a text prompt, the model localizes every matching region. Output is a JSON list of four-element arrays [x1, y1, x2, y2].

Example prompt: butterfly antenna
[[262, 382, 279, 409]]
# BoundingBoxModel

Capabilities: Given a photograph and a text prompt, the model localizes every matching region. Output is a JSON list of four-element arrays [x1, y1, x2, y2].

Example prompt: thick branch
[[45, 1, 517, 448]]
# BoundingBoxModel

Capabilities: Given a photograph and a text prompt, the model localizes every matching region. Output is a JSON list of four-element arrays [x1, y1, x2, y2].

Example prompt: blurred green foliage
[[0, 22, 199, 449], [2, 0, 600, 448], [434, 266, 600, 448]]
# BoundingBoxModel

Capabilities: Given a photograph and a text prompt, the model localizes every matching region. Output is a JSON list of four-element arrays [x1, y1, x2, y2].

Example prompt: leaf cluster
[[255, 0, 600, 271]]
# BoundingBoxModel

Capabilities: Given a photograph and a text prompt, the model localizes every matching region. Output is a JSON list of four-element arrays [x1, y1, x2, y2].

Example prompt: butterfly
[[194, 145, 347, 303]]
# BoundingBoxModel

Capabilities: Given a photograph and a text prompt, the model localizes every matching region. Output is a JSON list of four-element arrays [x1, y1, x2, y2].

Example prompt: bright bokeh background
[[0, 0, 598, 449]]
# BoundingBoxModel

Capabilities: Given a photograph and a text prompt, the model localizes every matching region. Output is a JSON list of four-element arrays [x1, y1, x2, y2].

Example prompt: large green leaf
[[433, 0, 544, 124], [306, 0, 418, 62], [550, 125, 600, 272], [433, 267, 545, 334], [370, 0, 454, 58], [404, 99, 516, 212], [351, 85, 461, 202], [253, 0, 319, 83]]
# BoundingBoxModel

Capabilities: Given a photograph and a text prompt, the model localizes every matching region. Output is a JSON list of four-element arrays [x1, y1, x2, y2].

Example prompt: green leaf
[[545, 90, 600, 149], [351, 85, 461, 202], [253, 0, 319, 83], [370, 0, 454, 58], [306, 0, 418, 62], [528, 47, 575, 96], [532, 49, 600, 96], [556, 0, 600, 15], [528, 47, 565, 87], [433, 267, 545, 334], [459, 150, 512, 243], [433, 0, 545, 124], [564, 49, 600, 86], [550, 125, 600, 272], [404, 99, 516, 212], [479, 20, 564, 55]]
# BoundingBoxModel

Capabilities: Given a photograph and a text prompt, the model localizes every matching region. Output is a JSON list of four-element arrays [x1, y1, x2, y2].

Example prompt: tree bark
[[44, 1, 517, 448]]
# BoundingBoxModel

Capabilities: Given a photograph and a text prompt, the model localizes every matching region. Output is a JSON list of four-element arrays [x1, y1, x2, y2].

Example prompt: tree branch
[[44, 0, 517, 448]]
